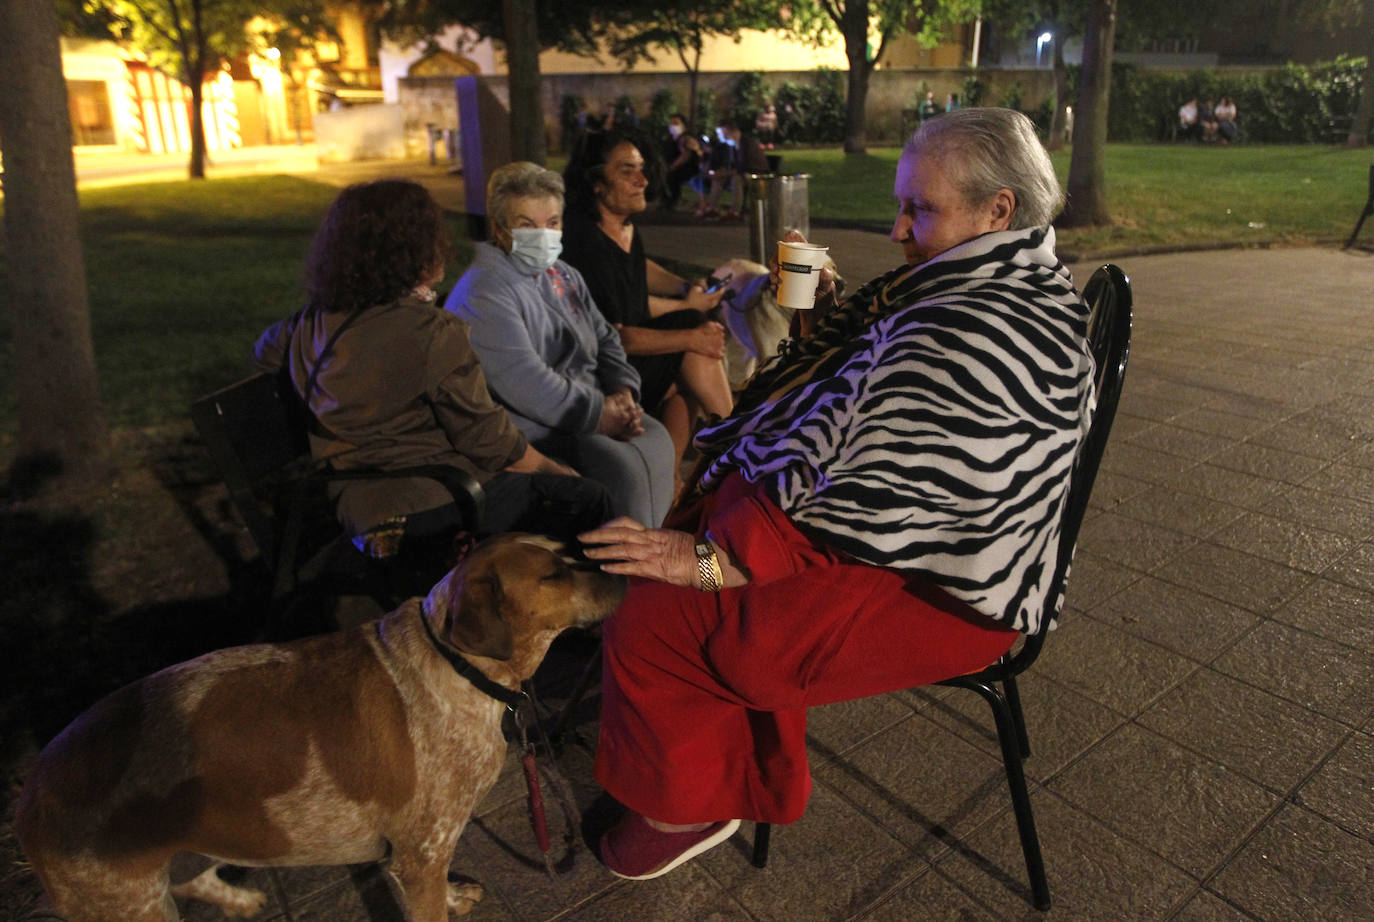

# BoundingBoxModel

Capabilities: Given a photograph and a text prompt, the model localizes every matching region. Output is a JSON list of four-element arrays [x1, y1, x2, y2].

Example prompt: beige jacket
[[252, 294, 527, 534]]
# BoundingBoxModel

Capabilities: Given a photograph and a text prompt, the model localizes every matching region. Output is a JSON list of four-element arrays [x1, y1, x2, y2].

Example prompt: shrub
[[732, 71, 771, 133], [646, 88, 677, 140], [1105, 56, 1369, 143]]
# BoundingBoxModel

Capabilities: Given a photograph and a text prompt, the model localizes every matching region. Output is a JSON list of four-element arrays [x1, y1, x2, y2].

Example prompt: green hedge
[[1106, 56, 1369, 143]]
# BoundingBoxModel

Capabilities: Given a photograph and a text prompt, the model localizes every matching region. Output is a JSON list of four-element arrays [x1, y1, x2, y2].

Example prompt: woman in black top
[[562, 128, 734, 490]]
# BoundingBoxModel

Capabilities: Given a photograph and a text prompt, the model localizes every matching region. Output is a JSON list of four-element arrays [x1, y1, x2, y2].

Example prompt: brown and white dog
[[15, 534, 625, 922]]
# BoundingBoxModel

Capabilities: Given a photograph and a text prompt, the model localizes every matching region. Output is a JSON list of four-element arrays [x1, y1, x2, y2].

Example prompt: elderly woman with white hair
[[578, 108, 1098, 880], [446, 162, 676, 527]]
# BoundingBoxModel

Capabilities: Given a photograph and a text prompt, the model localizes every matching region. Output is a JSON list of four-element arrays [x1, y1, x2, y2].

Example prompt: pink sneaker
[[599, 813, 741, 880]]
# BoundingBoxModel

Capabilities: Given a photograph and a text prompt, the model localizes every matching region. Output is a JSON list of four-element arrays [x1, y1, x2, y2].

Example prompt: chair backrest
[[190, 371, 311, 562], [993, 263, 1132, 671]]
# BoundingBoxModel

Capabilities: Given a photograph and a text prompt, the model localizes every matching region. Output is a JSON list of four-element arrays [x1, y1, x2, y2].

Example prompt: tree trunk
[[0, 0, 111, 482], [839, 0, 871, 154], [1348, 12, 1373, 148], [1047, 38, 1068, 151], [1060, 0, 1117, 228], [503, 0, 546, 164], [188, 71, 207, 179]]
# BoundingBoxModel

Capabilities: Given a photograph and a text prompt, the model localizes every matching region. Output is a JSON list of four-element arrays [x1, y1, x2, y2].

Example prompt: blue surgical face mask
[[508, 227, 563, 275]]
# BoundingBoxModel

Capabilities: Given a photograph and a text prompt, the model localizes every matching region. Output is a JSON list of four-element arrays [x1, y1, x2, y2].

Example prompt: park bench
[[191, 371, 483, 634]]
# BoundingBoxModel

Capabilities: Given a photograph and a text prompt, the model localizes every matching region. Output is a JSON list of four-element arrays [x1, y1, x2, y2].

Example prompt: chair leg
[[1003, 676, 1032, 759], [963, 679, 1051, 912], [751, 822, 772, 868]]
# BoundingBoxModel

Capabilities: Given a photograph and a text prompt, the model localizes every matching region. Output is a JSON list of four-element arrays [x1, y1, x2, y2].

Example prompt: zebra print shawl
[[694, 226, 1095, 633]]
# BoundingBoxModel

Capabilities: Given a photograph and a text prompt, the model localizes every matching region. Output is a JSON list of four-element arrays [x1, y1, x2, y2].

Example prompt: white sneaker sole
[[608, 818, 742, 881]]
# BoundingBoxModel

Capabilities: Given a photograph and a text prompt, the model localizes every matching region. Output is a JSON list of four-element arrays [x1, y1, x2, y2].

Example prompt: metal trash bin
[[746, 172, 810, 267]]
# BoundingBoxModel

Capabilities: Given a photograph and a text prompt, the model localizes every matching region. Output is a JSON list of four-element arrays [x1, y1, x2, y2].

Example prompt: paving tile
[[1211, 621, 1374, 726], [936, 791, 1197, 921], [1074, 512, 1199, 573], [1167, 463, 1289, 512], [1197, 389, 1293, 423], [1246, 419, 1365, 462], [1126, 424, 1234, 462], [1084, 468, 1153, 511], [1323, 540, 1374, 594], [557, 862, 752, 922], [1293, 730, 1374, 840], [1060, 550, 1143, 612], [1256, 484, 1374, 540], [811, 713, 1015, 859], [455, 789, 619, 922], [1098, 442, 1201, 487], [1170, 407, 1275, 442], [914, 673, 1125, 784], [696, 784, 923, 922], [1270, 578, 1374, 651], [1150, 543, 1311, 615], [1207, 442, 1330, 484], [854, 868, 999, 922], [1111, 484, 1247, 541], [1033, 617, 1198, 717], [806, 692, 916, 762], [1304, 394, 1374, 437], [1113, 389, 1197, 424], [269, 862, 360, 910], [1050, 724, 1278, 878], [1301, 462, 1374, 505], [1136, 667, 1347, 793], [1088, 576, 1260, 661], [282, 866, 408, 922], [1209, 804, 1374, 922], [1338, 438, 1374, 469], [1103, 412, 1160, 443], [1170, 890, 1260, 922], [1208, 512, 1356, 574]]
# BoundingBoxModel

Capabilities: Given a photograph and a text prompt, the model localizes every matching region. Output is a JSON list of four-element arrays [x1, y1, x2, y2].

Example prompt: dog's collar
[[420, 609, 527, 710]]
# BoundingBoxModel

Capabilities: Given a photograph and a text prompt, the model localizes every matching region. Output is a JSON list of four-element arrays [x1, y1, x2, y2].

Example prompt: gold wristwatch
[[695, 540, 723, 593]]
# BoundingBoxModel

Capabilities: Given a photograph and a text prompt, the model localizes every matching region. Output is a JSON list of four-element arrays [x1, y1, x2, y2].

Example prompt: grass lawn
[[0, 175, 476, 445], [1, 142, 1370, 443], [785, 143, 1372, 254]]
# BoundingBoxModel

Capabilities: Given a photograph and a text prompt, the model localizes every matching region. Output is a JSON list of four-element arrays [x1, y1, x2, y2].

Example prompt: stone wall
[[397, 68, 1060, 159]]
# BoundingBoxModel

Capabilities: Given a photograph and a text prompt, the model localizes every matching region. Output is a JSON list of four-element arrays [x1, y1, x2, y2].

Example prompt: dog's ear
[[450, 571, 515, 660]]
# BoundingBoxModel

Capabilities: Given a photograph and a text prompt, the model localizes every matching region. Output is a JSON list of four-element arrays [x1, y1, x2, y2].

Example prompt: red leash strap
[[522, 750, 551, 854]]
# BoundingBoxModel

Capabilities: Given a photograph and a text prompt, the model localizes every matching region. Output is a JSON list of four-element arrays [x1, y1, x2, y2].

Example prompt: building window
[[68, 79, 116, 146]]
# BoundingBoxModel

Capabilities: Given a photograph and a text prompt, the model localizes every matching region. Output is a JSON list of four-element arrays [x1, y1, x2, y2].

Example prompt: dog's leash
[[420, 613, 559, 877]]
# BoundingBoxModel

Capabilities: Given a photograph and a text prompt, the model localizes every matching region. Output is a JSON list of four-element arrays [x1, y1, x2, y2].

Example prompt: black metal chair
[[748, 264, 1134, 913], [191, 371, 484, 625]]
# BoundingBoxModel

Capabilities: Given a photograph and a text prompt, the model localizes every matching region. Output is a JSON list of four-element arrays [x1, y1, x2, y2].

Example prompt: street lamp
[[1036, 31, 1052, 68]]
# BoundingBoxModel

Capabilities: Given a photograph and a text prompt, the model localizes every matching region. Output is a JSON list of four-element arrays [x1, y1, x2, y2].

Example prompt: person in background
[[251, 179, 612, 560], [1215, 95, 1239, 143], [1179, 97, 1201, 141], [754, 104, 779, 148], [1200, 97, 1220, 143], [698, 118, 744, 220], [661, 113, 704, 211], [561, 128, 733, 495], [578, 108, 1096, 882], [918, 90, 939, 121], [446, 162, 676, 527], [945, 92, 962, 112]]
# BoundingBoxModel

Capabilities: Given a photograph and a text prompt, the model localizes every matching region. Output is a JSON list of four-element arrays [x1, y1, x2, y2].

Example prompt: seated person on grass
[[560, 127, 734, 490]]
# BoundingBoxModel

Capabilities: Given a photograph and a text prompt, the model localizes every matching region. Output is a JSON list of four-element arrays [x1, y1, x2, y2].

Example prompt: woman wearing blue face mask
[[446, 162, 676, 527]]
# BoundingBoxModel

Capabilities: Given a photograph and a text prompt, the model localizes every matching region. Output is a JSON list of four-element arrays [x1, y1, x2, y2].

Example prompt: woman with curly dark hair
[[251, 179, 611, 555]]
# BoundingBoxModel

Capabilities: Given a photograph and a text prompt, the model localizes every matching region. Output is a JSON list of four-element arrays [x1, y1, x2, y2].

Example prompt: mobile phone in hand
[[703, 272, 734, 294]]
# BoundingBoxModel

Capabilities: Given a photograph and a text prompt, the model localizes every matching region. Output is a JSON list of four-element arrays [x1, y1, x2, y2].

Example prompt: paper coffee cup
[[776, 240, 830, 309]]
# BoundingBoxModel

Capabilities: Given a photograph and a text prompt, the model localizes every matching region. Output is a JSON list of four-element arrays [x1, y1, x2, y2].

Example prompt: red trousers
[[594, 473, 1018, 825]]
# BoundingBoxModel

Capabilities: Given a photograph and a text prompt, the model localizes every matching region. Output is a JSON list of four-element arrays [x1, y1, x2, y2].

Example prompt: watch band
[[695, 541, 723, 593]]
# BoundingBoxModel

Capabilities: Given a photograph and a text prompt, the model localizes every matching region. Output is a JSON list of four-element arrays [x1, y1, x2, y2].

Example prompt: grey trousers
[[536, 416, 676, 527]]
